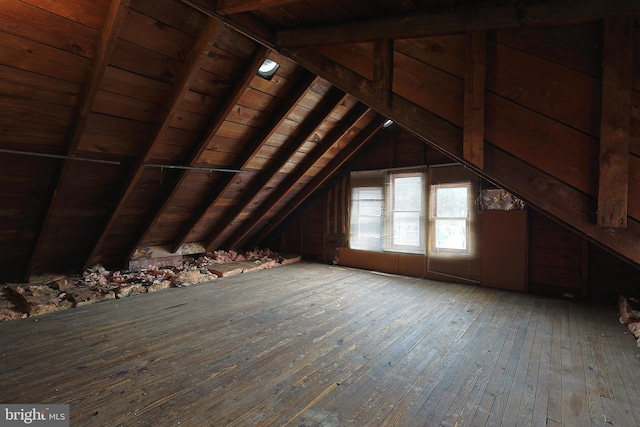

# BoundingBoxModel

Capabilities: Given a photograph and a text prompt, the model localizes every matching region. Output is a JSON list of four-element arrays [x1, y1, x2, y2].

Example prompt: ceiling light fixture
[[382, 119, 394, 128], [257, 59, 279, 80]]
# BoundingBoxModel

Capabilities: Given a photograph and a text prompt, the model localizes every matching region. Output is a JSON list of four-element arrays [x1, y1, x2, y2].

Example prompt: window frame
[[429, 182, 472, 256], [386, 170, 426, 254]]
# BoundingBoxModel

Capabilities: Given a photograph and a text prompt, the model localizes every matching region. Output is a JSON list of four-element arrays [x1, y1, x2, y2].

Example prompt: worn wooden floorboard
[[1, 262, 639, 427]]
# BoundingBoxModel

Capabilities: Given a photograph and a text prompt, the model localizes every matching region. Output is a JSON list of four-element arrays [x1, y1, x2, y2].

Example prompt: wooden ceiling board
[[24, 0, 112, 30], [77, 121, 149, 158], [224, 103, 271, 128], [109, 38, 182, 85], [130, 0, 208, 37], [177, 90, 221, 114], [92, 90, 161, 123], [26, 162, 123, 273], [211, 25, 257, 57], [101, 66, 171, 104], [0, 31, 92, 83], [0, 0, 99, 59], [119, 8, 197, 60], [0, 65, 81, 107]]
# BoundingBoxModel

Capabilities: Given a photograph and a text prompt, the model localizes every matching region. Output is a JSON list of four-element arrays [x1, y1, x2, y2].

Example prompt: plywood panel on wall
[[479, 210, 528, 291]]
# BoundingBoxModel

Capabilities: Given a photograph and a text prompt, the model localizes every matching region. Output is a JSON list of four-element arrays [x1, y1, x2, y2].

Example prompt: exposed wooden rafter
[[226, 102, 371, 249], [122, 46, 269, 262], [83, 18, 225, 269], [597, 16, 633, 228], [170, 72, 318, 251], [463, 29, 486, 169], [25, 0, 130, 279], [276, 0, 640, 47], [180, 0, 276, 48], [251, 114, 387, 246], [207, 87, 347, 250], [216, 0, 304, 15]]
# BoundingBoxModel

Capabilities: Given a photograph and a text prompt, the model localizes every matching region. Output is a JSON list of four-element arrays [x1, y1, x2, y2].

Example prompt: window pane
[[350, 217, 384, 251], [393, 176, 422, 211], [350, 187, 383, 251], [392, 211, 421, 247], [435, 219, 467, 250], [436, 187, 468, 218], [389, 173, 424, 253], [358, 187, 383, 200]]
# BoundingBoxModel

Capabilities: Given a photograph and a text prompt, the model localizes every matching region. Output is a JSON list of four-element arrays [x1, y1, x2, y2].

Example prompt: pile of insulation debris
[[619, 295, 640, 346], [1, 248, 296, 322]]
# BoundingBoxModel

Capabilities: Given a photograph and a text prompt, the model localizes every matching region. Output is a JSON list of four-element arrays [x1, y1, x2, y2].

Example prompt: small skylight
[[257, 59, 279, 80], [382, 119, 394, 128]]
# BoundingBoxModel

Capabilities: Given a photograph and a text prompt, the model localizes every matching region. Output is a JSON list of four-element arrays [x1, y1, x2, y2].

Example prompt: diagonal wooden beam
[[280, 47, 463, 159], [251, 114, 386, 245], [180, 0, 275, 49], [597, 16, 633, 228], [226, 102, 371, 248], [463, 29, 486, 169], [83, 18, 225, 269], [276, 0, 640, 47], [216, 0, 304, 15], [24, 0, 130, 279], [170, 71, 317, 251], [206, 86, 346, 250], [122, 46, 268, 262]]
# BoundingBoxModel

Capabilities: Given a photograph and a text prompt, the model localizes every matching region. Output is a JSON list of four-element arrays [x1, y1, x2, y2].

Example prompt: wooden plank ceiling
[[0, 0, 639, 281]]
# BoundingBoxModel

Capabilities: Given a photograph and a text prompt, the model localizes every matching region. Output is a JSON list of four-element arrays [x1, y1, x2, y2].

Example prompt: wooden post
[[373, 38, 393, 107], [463, 29, 486, 169], [597, 16, 633, 228]]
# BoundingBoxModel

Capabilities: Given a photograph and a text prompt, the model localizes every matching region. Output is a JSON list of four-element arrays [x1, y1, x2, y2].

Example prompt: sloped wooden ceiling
[[1, 0, 639, 281]]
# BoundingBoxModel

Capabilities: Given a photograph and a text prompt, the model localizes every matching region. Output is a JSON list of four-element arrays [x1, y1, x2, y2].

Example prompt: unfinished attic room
[[4, 0, 640, 426]]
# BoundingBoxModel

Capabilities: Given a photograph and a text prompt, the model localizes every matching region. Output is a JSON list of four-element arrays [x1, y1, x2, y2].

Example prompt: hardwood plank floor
[[1, 262, 639, 427]]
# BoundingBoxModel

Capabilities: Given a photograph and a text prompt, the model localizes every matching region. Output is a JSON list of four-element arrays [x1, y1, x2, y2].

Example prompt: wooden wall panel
[[486, 41, 600, 136], [589, 243, 640, 302], [316, 29, 602, 204], [528, 209, 587, 297], [485, 94, 599, 196], [493, 23, 602, 78], [479, 210, 528, 291]]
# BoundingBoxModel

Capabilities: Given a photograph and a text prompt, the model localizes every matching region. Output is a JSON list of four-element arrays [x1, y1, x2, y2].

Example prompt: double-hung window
[[387, 171, 425, 254], [430, 183, 471, 255]]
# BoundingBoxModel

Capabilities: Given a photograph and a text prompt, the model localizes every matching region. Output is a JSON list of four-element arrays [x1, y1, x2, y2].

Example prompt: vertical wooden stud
[[463, 29, 486, 169], [373, 38, 393, 107], [597, 16, 633, 228]]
